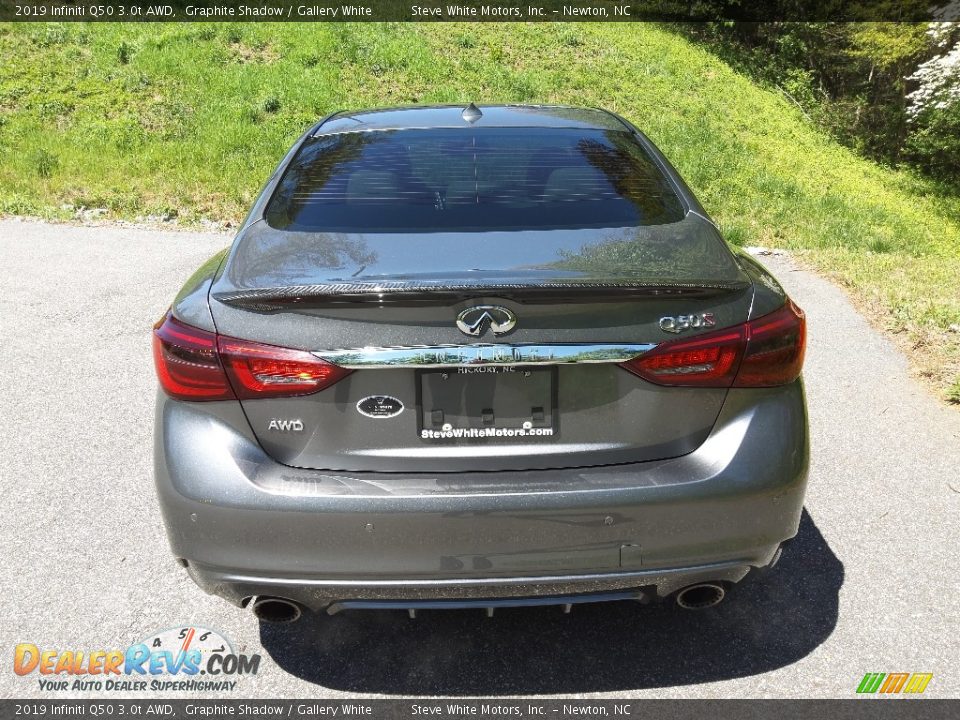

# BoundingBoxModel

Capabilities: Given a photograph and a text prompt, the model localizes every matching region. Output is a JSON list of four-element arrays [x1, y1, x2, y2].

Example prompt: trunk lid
[[208, 216, 754, 472]]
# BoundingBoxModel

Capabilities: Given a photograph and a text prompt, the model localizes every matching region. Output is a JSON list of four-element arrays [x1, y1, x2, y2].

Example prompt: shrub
[[906, 100, 960, 180]]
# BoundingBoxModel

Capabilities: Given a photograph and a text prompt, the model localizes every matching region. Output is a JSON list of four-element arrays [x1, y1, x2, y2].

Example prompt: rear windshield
[[264, 128, 686, 233]]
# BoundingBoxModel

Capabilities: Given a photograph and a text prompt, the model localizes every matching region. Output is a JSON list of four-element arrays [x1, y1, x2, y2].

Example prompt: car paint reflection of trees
[[223, 216, 744, 298], [227, 228, 377, 289], [547, 222, 743, 283]]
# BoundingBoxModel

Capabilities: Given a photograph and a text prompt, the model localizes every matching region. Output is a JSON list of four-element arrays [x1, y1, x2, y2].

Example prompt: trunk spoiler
[[212, 280, 751, 311]]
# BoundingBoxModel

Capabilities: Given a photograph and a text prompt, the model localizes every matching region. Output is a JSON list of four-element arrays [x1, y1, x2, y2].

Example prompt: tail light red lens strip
[[624, 327, 746, 387], [152, 315, 234, 401], [153, 313, 351, 401], [621, 300, 806, 388], [218, 337, 351, 399], [733, 300, 806, 387]]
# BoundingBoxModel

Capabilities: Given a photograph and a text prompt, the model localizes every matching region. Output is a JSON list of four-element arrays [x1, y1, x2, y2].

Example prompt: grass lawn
[[1, 21, 958, 402]]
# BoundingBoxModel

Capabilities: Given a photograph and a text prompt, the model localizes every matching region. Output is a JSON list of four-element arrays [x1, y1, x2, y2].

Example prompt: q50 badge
[[659, 313, 716, 334], [357, 396, 404, 419]]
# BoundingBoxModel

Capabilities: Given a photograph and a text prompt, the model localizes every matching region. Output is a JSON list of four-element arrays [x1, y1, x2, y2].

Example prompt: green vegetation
[[0, 22, 958, 401], [682, 21, 960, 183]]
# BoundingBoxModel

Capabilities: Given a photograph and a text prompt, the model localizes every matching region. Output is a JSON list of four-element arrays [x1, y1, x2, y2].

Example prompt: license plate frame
[[415, 366, 558, 442]]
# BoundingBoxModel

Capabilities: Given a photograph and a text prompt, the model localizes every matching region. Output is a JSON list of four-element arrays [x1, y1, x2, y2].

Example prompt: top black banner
[[1, 0, 958, 22]]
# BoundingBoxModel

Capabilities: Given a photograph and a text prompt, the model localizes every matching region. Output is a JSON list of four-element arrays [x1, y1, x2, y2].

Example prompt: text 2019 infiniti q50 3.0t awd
[[153, 104, 807, 622]]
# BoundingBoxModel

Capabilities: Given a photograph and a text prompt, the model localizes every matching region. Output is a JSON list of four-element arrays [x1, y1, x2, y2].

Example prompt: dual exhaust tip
[[252, 583, 726, 621]]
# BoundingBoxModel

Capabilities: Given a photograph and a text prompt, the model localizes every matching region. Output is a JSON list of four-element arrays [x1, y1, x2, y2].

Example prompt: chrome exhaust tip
[[251, 597, 303, 623], [675, 583, 725, 610]]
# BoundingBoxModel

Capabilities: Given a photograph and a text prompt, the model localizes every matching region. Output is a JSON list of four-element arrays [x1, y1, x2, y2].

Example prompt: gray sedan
[[152, 104, 808, 622]]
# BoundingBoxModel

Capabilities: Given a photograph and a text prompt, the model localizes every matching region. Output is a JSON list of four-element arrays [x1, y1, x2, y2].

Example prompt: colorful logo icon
[[857, 672, 933, 695]]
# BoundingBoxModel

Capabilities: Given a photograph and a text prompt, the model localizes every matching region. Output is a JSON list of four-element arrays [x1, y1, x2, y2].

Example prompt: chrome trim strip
[[315, 343, 656, 369]]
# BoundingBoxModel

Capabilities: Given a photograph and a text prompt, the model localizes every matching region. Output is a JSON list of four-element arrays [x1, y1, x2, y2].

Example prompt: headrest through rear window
[[346, 170, 399, 203], [543, 167, 609, 202]]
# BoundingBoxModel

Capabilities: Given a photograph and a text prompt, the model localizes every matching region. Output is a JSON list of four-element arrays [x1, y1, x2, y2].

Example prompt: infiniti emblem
[[456, 305, 517, 337]]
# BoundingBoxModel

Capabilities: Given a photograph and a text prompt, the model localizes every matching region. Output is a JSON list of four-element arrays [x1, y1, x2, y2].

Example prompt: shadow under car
[[257, 509, 842, 695]]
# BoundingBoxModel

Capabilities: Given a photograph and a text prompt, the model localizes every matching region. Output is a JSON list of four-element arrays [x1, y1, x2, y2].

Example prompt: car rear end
[[152, 106, 808, 619]]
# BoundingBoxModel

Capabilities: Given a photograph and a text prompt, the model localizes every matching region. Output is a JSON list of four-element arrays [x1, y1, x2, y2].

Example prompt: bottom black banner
[[1, 700, 957, 720]]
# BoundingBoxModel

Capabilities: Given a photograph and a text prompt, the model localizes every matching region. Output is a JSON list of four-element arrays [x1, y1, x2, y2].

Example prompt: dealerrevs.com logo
[[13, 626, 261, 692]]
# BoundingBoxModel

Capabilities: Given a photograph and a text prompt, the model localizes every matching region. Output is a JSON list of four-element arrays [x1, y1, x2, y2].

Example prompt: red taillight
[[218, 336, 351, 399], [153, 314, 234, 400], [622, 300, 806, 388], [624, 326, 746, 387], [734, 299, 806, 387], [153, 313, 351, 401]]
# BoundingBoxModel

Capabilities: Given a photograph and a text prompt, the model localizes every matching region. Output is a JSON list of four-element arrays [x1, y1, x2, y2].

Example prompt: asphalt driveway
[[1, 219, 957, 698]]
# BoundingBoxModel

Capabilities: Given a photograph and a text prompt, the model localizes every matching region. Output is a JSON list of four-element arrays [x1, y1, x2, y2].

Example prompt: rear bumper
[[185, 558, 771, 613], [154, 381, 808, 610]]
